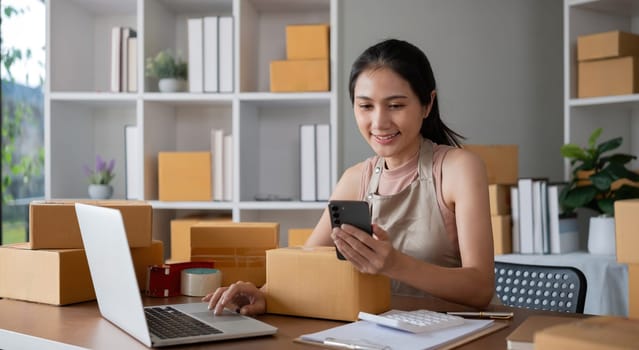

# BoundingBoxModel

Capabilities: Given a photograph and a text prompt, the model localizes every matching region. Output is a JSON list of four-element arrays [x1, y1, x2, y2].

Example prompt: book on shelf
[[127, 36, 138, 92], [124, 125, 141, 200], [532, 179, 549, 254], [188, 18, 204, 93], [203, 16, 219, 93], [121, 27, 137, 92], [517, 178, 534, 254], [218, 16, 234, 93], [547, 183, 580, 254], [315, 124, 331, 201], [210, 128, 225, 201], [223, 134, 233, 201], [510, 186, 520, 253], [300, 124, 316, 201], [110, 27, 122, 92], [506, 315, 578, 350]]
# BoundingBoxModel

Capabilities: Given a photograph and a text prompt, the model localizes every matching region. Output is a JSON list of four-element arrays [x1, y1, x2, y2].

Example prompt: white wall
[[336, 0, 564, 181]]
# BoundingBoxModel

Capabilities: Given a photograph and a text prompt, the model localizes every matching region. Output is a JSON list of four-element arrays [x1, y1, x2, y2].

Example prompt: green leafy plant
[[145, 50, 187, 80], [83, 155, 115, 185], [560, 128, 639, 216]]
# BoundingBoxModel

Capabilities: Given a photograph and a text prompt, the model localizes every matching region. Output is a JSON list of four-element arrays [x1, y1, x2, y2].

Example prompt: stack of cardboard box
[[464, 145, 519, 255], [577, 30, 639, 98], [169, 217, 279, 287], [614, 199, 639, 319], [270, 24, 330, 92], [0, 200, 163, 305]]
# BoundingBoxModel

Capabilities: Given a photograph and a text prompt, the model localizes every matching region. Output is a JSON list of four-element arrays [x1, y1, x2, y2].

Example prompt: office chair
[[494, 261, 587, 313]]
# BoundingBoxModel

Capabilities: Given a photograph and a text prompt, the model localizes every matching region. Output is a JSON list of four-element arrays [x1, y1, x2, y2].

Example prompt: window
[[1, 0, 45, 244]]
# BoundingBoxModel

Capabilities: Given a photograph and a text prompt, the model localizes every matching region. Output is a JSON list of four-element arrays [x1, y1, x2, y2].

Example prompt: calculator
[[358, 309, 465, 333]]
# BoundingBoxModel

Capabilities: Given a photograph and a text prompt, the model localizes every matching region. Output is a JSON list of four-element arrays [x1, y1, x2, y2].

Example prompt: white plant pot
[[88, 184, 113, 200], [587, 216, 616, 255], [158, 78, 185, 92]]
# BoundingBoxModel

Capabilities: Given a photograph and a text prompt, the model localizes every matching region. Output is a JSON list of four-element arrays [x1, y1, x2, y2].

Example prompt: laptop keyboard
[[145, 306, 223, 339]]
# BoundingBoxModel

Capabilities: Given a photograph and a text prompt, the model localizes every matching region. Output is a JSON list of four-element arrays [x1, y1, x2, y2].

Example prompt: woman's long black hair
[[348, 39, 464, 147]]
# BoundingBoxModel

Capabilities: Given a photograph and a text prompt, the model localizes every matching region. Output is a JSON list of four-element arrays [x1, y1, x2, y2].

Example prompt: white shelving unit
[[563, 0, 639, 179], [45, 0, 338, 247]]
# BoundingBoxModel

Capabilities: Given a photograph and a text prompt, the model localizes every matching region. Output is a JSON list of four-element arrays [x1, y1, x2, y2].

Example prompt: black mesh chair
[[494, 261, 587, 313]]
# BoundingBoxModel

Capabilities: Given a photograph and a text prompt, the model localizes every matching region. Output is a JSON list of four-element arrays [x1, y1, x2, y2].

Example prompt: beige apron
[[365, 139, 461, 296]]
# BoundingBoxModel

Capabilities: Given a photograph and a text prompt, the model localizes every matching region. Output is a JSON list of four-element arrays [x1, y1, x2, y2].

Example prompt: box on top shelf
[[614, 199, 639, 264], [189, 222, 280, 287], [577, 31, 639, 62], [578, 56, 639, 98], [286, 24, 330, 60], [269, 59, 329, 92], [158, 152, 212, 201], [266, 247, 390, 321], [463, 145, 518, 185], [29, 200, 152, 249]]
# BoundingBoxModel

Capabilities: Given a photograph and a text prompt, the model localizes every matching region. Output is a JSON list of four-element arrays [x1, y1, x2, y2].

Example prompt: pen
[[446, 311, 514, 319], [323, 337, 391, 350]]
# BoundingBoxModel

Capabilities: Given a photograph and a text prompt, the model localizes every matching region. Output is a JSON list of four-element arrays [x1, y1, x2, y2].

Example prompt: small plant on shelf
[[145, 50, 187, 92], [83, 155, 115, 185], [560, 128, 639, 216]]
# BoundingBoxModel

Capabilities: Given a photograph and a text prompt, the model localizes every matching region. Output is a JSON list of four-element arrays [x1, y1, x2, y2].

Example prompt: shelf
[[142, 93, 234, 105], [49, 92, 137, 103], [569, 94, 639, 108], [239, 92, 331, 106], [569, 0, 639, 16]]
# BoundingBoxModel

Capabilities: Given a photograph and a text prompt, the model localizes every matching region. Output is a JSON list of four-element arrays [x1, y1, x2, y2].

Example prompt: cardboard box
[[577, 30, 639, 61], [269, 59, 329, 92], [158, 152, 212, 201], [464, 145, 518, 185], [29, 200, 152, 249], [0, 244, 95, 305], [492, 215, 512, 255], [286, 24, 330, 60], [0, 240, 162, 305], [189, 222, 279, 287], [614, 199, 639, 264], [578, 56, 639, 98], [629, 264, 639, 319], [266, 247, 391, 321], [170, 215, 232, 261], [288, 228, 313, 247], [534, 316, 639, 349], [489, 184, 511, 215]]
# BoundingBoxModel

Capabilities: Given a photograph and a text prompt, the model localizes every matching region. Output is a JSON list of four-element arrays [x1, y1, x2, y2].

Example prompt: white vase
[[158, 78, 185, 92], [88, 184, 113, 199], [587, 216, 616, 255]]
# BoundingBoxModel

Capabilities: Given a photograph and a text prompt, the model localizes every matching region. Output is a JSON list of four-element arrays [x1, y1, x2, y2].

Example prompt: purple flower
[[84, 155, 116, 185]]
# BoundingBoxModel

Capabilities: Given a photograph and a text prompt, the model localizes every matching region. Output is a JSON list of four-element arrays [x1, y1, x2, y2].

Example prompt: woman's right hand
[[202, 281, 266, 316]]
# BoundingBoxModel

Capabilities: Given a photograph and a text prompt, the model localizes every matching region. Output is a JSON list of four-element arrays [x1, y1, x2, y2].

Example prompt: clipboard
[[294, 320, 509, 350]]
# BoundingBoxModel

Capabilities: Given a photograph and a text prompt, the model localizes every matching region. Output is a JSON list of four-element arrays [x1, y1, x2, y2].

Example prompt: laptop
[[74, 203, 277, 347]]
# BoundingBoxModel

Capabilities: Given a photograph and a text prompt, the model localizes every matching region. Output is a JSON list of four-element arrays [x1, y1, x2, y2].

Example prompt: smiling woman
[[1, 0, 45, 244]]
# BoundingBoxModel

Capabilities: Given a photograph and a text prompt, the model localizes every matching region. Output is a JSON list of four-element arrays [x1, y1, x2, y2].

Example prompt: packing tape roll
[[180, 268, 221, 297]]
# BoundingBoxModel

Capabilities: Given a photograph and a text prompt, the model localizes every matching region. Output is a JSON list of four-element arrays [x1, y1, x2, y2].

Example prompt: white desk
[[495, 252, 628, 316]]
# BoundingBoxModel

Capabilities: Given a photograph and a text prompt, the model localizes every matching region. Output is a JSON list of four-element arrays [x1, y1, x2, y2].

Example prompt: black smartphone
[[328, 200, 372, 260]]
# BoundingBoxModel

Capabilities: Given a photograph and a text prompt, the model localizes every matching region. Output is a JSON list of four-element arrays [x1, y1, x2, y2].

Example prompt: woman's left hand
[[331, 223, 397, 274]]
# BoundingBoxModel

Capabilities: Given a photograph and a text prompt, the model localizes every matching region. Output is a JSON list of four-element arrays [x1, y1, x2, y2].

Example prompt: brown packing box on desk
[[578, 56, 639, 98], [492, 215, 512, 255], [489, 184, 511, 215], [534, 316, 639, 350], [629, 264, 639, 319], [158, 152, 212, 201], [0, 241, 163, 305], [286, 24, 330, 60], [170, 215, 232, 262], [269, 59, 329, 92], [189, 222, 279, 287], [464, 145, 518, 185], [266, 247, 391, 321], [29, 200, 152, 249], [614, 199, 639, 264], [577, 30, 639, 61]]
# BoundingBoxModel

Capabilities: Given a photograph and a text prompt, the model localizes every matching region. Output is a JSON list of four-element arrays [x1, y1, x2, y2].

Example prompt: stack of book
[[187, 16, 234, 93], [300, 124, 330, 201], [511, 179, 579, 255], [110, 26, 137, 92]]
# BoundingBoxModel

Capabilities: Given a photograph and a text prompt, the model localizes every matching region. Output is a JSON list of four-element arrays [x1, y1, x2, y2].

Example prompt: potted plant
[[560, 127, 639, 254], [83, 155, 115, 199], [145, 50, 187, 92]]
